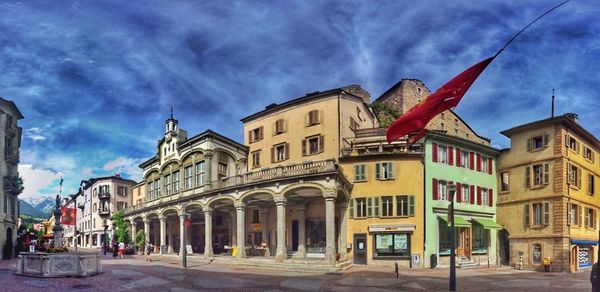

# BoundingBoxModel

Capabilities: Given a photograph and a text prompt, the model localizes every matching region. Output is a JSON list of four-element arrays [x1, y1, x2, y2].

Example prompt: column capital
[[203, 207, 214, 215], [204, 150, 214, 158], [323, 191, 337, 200], [234, 202, 246, 210], [274, 197, 287, 205], [295, 204, 307, 212], [158, 214, 166, 221]]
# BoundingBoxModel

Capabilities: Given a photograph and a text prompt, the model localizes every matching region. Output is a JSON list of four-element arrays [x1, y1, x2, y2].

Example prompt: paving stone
[[170, 288, 198, 292], [23, 280, 48, 288], [402, 282, 425, 290], [569, 282, 591, 289], [490, 279, 550, 288], [337, 277, 402, 287], [193, 277, 264, 289], [330, 287, 401, 292], [121, 276, 171, 289], [111, 269, 144, 276], [166, 274, 186, 281], [280, 279, 325, 291]]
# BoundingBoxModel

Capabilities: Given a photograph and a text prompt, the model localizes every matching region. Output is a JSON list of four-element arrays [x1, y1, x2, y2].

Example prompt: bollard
[[395, 262, 399, 278]]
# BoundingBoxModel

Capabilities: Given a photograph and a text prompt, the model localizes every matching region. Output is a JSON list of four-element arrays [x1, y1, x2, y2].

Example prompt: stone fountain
[[15, 195, 102, 277]]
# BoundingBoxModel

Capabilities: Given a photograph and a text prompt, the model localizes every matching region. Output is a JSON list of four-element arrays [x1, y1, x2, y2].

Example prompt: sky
[[2, 0, 599, 200]]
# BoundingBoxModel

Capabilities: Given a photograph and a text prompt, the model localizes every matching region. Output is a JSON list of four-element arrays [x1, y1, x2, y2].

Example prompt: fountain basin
[[15, 252, 102, 278]]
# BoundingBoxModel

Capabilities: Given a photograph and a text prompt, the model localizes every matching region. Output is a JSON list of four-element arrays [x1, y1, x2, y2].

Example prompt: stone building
[[374, 79, 490, 145], [497, 113, 600, 272], [0, 97, 23, 260]]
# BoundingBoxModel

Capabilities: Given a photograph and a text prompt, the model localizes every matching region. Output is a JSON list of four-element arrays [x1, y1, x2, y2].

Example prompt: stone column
[[235, 202, 246, 258], [205, 151, 213, 188], [159, 215, 166, 254], [229, 211, 237, 246], [324, 192, 337, 264], [178, 212, 185, 260], [338, 202, 348, 261], [143, 219, 150, 244], [275, 197, 287, 261], [296, 204, 307, 258], [131, 222, 137, 245], [260, 207, 270, 256], [204, 208, 214, 258], [167, 222, 173, 253]]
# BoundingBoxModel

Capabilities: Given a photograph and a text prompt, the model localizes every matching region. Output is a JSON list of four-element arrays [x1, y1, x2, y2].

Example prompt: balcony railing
[[98, 192, 110, 200], [355, 128, 387, 138], [126, 159, 339, 213], [3, 175, 24, 195], [98, 208, 110, 216]]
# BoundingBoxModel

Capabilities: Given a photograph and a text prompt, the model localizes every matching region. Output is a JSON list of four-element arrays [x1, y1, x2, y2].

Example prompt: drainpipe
[[423, 136, 428, 268]]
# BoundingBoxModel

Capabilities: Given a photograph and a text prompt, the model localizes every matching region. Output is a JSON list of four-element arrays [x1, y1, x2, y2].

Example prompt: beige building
[[497, 113, 600, 272], [75, 175, 136, 248], [0, 97, 23, 260]]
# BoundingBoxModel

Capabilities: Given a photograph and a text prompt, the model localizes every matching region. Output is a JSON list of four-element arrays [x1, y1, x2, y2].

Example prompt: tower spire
[[551, 89, 555, 118], [170, 106, 173, 119]]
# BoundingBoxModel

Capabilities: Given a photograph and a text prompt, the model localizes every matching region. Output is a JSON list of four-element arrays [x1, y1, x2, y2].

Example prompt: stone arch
[[160, 207, 180, 217], [144, 211, 160, 221], [144, 169, 160, 182], [281, 182, 326, 198], [207, 195, 236, 209], [180, 150, 205, 166], [160, 160, 181, 174], [131, 215, 144, 223], [240, 189, 277, 204], [185, 201, 205, 212]]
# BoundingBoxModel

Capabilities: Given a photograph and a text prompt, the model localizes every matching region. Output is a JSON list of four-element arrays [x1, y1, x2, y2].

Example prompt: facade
[[497, 113, 600, 272], [75, 175, 135, 248], [424, 132, 500, 268], [339, 128, 424, 267], [0, 97, 23, 259], [132, 182, 145, 207], [62, 196, 77, 247]]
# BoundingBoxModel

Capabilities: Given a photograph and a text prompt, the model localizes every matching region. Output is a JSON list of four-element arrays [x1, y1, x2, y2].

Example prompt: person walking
[[118, 241, 125, 259], [112, 240, 118, 259], [145, 242, 153, 262]]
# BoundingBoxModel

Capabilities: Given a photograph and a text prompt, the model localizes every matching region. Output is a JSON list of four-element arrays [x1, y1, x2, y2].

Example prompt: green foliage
[[135, 230, 145, 251], [112, 211, 130, 244], [369, 102, 400, 128], [47, 246, 69, 253]]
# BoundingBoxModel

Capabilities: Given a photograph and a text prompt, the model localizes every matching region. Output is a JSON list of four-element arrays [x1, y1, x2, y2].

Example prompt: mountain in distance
[[19, 196, 56, 219]]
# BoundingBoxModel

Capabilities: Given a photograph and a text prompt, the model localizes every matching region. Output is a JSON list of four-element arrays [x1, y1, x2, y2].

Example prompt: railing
[[98, 192, 110, 200], [98, 208, 110, 216], [355, 128, 387, 138], [125, 159, 339, 213]]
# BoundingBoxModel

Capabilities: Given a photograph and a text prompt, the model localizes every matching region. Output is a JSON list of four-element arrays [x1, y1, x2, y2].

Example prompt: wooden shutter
[[488, 158, 493, 175], [409, 196, 415, 216], [543, 201, 550, 225], [576, 140, 581, 153], [448, 146, 454, 165], [524, 204, 530, 228], [580, 205, 584, 226], [476, 154, 482, 171], [375, 163, 381, 180], [567, 203, 572, 225], [456, 182, 462, 203], [594, 209, 597, 229], [387, 162, 394, 179], [564, 134, 569, 147], [271, 147, 275, 163], [285, 143, 290, 160], [543, 133, 549, 147], [477, 186, 482, 205], [349, 199, 354, 219], [456, 148, 461, 167], [488, 189, 493, 207], [373, 197, 380, 217], [432, 143, 438, 162], [470, 185, 475, 204], [432, 178, 438, 200], [301, 139, 306, 156], [448, 181, 454, 201], [527, 138, 532, 151], [543, 163, 549, 184], [367, 197, 373, 217], [525, 166, 531, 188], [259, 126, 264, 140], [319, 135, 324, 153], [248, 130, 253, 143], [469, 152, 475, 170], [578, 167, 582, 188], [354, 165, 360, 181]]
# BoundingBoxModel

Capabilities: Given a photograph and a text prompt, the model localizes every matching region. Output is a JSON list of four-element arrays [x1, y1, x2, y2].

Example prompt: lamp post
[[77, 204, 85, 251], [103, 220, 108, 255], [448, 183, 457, 292]]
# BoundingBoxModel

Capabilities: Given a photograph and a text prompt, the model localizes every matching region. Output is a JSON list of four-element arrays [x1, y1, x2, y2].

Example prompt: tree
[[135, 230, 145, 253], [111, 211, 130, 244], [369, 102, 401, 128]]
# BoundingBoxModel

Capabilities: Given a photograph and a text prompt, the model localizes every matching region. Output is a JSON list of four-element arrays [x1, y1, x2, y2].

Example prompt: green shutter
[[524, 204, 530, 228], [374, 197, 380, 217], [367, 197, 373, 217], [354, 165, 360, 181], [387, 162, 394, 179], [361, 165, 366, 180], [409, 195, 415, 216], [349, 199, 354, 219], [375, 163, 381, 180]]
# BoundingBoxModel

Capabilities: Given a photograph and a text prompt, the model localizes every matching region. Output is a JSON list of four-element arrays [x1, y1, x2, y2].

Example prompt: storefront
[[571, 239, 597, 270], [368, 224, 415, 266]]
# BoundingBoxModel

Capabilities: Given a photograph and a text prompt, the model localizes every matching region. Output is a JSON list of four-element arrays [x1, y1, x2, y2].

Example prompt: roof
[[426, 130, 500, 156], [240, 87, 370, 123], [0, 97, 24, 119], [448, 109, 491, 143], [501, 113, 600, 149], [82, 175, 137, 190]]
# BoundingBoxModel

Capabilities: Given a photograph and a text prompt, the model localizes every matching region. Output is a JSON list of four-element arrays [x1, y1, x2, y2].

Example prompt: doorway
[[4, 228, 13, 259], [498, 229, 510, 265], [457, 227, 471, 260], [353, 234, 367, 265], [292, 220, 299, 251]]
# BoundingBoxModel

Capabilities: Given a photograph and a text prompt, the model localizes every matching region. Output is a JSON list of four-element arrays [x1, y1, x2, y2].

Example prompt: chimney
[[564, 113, 579, 123]]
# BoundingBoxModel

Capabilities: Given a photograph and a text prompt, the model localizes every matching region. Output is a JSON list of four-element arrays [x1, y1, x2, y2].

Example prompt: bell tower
[[165, 106, 178, 134]]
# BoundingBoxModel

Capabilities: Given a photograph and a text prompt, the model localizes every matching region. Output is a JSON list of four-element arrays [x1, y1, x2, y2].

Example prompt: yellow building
[[132, 182, 146, 207], [339, 129, 423, 267], [497, 113, 600, 272]]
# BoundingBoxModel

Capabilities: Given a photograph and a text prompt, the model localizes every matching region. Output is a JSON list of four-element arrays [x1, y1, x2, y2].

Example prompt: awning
[[368, 224, 415, 232], [438, 216, 471, 227], [472, 218, 503, 230], [571, 239, 598, 245]]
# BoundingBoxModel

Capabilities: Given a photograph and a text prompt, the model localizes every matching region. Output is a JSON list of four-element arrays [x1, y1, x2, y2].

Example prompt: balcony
[[3, 175, 24, 195], [98, 192, 110, 200], [98, 208, 110, 216], [4, 148, 19, 163], [355, 128, 387, 138]]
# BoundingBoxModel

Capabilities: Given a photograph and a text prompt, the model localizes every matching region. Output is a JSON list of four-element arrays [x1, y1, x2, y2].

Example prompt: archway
[[4, 227, 13, 259], [498, 229, 509, 266]]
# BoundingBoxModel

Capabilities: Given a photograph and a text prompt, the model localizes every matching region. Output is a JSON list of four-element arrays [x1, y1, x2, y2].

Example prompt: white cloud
[[24, 127, 47, 141], [82, 167, 93, 177], [18, 164, 62, 199], [103, 156, 143, 182]]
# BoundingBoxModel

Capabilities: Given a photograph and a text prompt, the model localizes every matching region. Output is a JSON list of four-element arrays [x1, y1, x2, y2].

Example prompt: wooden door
[[353, 234, 367, 265], [457, 228, 464, 257], [464, 227, 472, 259]]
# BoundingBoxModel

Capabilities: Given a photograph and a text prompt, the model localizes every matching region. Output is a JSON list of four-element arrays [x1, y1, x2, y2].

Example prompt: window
[[584, 147, 595, 162], [356, 198, 367, 218], [527, 133, 549, 151], [568, 203, 580, 226], [184, 165, 193, 190], [373, 233, 409, 257], [93, 203, 97, 212], [501, 172, 509, 192], [251, 151, 261, 168], [396, 195, 410, 216], [526, 163, 549, 187], [568, 163, 581, 188], [354, 164, 366, 181], [303, 135, 324, 155], [117, 202, 127, 211], [274, 119, 285, 135], [117, 186, 127, 196], [585, 208, 596, 228], [532, 244, 542, 264], [252, 209, 260, 224], [382, 196, 393, 217], [272, 143, 289, 162], [438, 145, 448, 163], [218, 162, 227, 180], [440, 123, 445, 131], [375, 162, 394, 180], [307, 109, 320, 126], [481, 157, 489, 173], [532, 203, 543, 225], [350, 117, 359, 132], [249, 126, 264, 143], [438, 180, 448, 201], [472, 224, 487, 254], [528, 202, 550, 227], [439, 221, 451, 255], [461, 150, 469, 168], [154, 179, 161, 197], [589, 173, 595, 195], [481, 188, 489, 206], [533, 164, 543, 186], [147, 182, 153, 199], [164, 174, 172, 195], [172, 170, 180, 193], [195, 162, 205, 187], [461, 184, 470, 203], [93, 219, 96, 229], [566, 135, 579, 152]]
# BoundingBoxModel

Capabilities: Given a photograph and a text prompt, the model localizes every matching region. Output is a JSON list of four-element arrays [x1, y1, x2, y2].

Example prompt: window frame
[[251, 150, 261, 168], [354, 164, 366, 182]]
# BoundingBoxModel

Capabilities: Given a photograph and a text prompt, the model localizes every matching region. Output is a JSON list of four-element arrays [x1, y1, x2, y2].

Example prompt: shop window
[[306, 219, 326, 253], [532, 244, 542, 264], [439, 221, 451, 255], [373, 233, 409, 258], [472, 224, 488, 254]]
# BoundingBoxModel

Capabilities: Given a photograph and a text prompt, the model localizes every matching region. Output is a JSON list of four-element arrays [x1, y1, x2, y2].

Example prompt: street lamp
[[103, 219, 108, 255], [448, 183, 457, 292], [77, 203, 85, 251]]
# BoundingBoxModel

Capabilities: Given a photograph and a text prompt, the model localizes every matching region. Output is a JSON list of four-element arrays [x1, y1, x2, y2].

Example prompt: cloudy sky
[[3, 0, 598, 199]]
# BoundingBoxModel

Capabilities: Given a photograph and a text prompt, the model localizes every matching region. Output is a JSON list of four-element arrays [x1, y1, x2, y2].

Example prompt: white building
[[0, 97, 23, 260], [75, 175, 135, 249]]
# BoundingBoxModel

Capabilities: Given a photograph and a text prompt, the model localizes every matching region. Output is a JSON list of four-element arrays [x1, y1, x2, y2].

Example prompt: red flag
[[386, 57, 494, 144], [60, 207, 76, 225], [184, 213, 192, 228]]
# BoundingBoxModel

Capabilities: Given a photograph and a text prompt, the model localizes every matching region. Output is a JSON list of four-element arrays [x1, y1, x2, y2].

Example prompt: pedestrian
[[592, 260, 600, 292], [112, 240, 118, 259], [145, 242, 153, 262], [118, 241, 125, 259]]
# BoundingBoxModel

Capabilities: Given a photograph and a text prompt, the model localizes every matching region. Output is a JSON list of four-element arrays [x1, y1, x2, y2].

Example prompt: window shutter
[[543, 201, 550, 225], [259, 126, 264, 140], [432, 143, 438, 162], [387, 162, 394, 179], [271, 147, 275, 163], [319, 135, 324, 152], [525, 166, 531, 188], [448, 146, 454, 165], [367, 197, 373, 217], [409, 196, 415, 216], [488, 158, 493, 175], [349, 199, 354, 219], [285, 143, 290, 160], [576, 140, 580, 153], [456, 148, 461, 166], [248, 130, 253, 143], [375, 163, 381, 180], [567, 203, 572, 225], [374, 197, 380, 217], [470, 185, 475, 204], [543, 163, 549, 184], [524, 204, 530, 228], [564, 134, 569, 147], [354, 165, 360, 181], [543, 133, 549, 147], [448, 181, 454, 201], [488, 189, 493, 207], [477, 186, 482, 205], [302, 139, 306, 156], [476, 154, 482, 171], [578, 167, 582, 188], [594, 210, 597, 229], [456, 182, 462, 203], [580, 205, 584, 226], [527, 138, 532, 151], [432, 178, 438, 200], [469, 152, 475, 170]]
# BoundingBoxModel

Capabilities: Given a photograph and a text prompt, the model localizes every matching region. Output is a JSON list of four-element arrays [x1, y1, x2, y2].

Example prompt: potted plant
[[135, 230, 145, 255]]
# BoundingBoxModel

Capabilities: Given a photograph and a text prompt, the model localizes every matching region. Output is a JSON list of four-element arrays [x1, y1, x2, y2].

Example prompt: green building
[[423, 132, 501, 268]]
